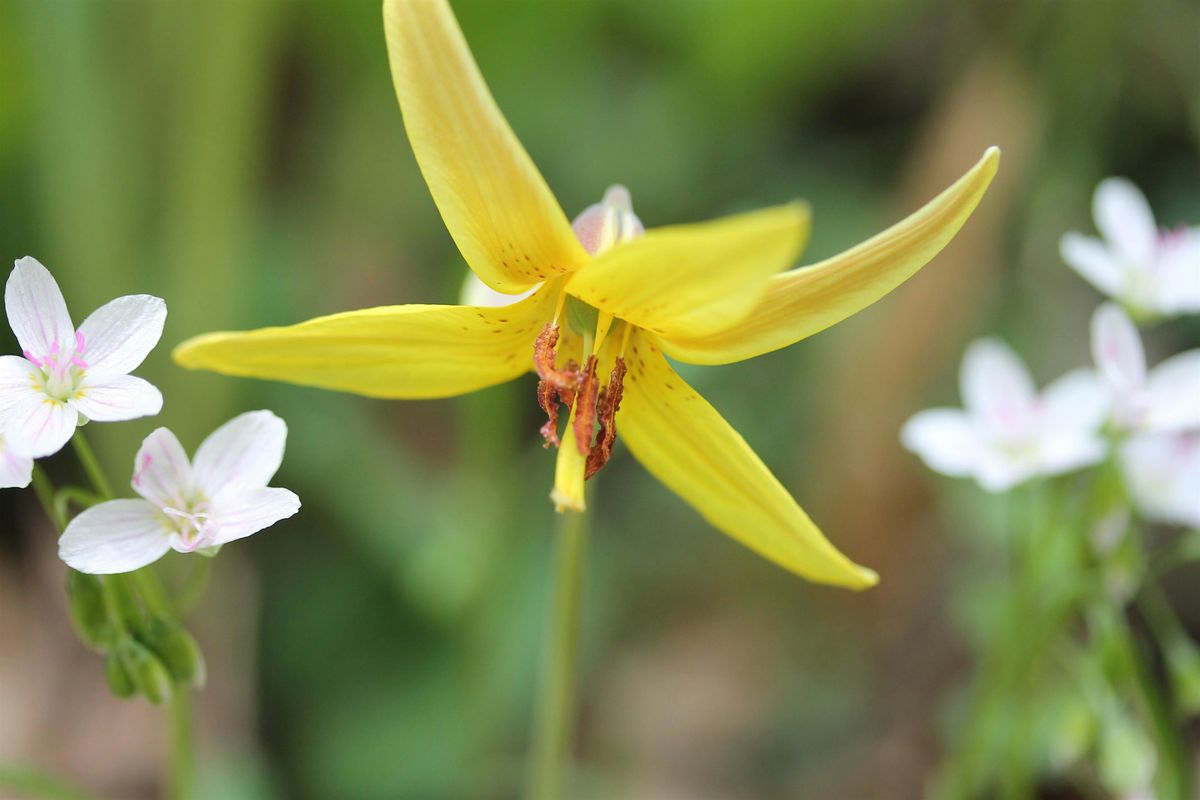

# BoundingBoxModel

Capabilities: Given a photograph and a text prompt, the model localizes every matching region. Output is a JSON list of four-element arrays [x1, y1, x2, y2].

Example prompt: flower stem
[[30, 464, 66, 530], [528, 508, 589, 800], [72, 431, 113, 500], [166, 689, 194, 800]]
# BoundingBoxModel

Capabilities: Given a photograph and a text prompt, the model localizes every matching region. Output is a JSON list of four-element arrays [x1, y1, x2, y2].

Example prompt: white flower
[[0, 257, 166, 458], [1060, 178, 1200, 317], [58, 410, 301, 574], [459, 271, 538, 307], [0, 433, 33, 489], [1120, 432, 1200, 529], [1091, 302, 1200, 433], [901, 339, 1109, 492]]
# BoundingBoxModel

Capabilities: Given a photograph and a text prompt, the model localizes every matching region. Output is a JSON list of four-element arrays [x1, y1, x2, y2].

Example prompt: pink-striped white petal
[[3, 393, 78, 458], [1091, 303, 1146, 394], [1121, 433, 1200, 528], [0, 355, 39, 415], [1041, 368, 1109, 434], [1154, 231, 1200, 314], [900, 408, 982, 479], [1060, 233, 1124, 298], [961, 338, 1037, 436], [1094, 178, 1157, 267], [1145, 350, 1200, 433], [76, 294, 167, 375], [131, 427, 193, 507], [0, 436, 33, 489], [71, 374, 163, 422], [4, 257, 74, 361], [58, 499, 171, 574], [192, 410, 287, 502], [211, 486, 300, 546]]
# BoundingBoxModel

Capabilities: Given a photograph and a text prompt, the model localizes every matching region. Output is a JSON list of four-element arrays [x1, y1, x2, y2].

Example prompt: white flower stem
[[528, 506, 589, 800]]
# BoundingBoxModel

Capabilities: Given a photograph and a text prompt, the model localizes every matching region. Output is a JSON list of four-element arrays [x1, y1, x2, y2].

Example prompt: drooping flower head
[[59, 410, 301, 574], [902, 339, 1108, 492], [1090, 302, 1200, 434], [0, 257, 166, 458], [171, 0, 1001, 590], [1061, 178, 1200, 318]]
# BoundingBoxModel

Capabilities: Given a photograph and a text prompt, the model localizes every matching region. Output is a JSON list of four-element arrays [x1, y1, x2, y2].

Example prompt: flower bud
[[67, 570, 111, 649], [105, 649, 136, 699], [142, 616, 206, 689], [116, 638, 174, 704]]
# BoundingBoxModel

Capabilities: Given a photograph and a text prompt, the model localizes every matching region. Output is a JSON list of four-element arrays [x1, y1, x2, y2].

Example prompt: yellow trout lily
[[174, 0, 999, 590]]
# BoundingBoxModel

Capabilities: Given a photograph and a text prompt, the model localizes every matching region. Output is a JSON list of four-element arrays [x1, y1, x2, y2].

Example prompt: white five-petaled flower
[[59, 410, 301, 574], [901, 339, 1109, 492], [1120, 432, 1200, 529], [1060, 178, 1200, 317], [0, 257, 166, 458], [1091, 302, 1200, 433], [0, 433, 33, 489]]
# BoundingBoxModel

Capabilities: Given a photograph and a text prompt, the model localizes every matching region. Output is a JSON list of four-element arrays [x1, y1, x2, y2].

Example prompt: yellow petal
[[172, 283, 561, 399], [551, 405, 587, 513], [565, 203, 810, 340], [661, 147, 1000, 365], [382, 0, 588, 293], [618, 331, 878, 589]]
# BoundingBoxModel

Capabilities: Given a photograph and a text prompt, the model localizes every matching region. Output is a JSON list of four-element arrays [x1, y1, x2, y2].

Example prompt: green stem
[[0, 764, 92, 800], [72, 431, 113, 500], [527, 508, 589, 800], [31, 464, 66, 530], [132, 567, 176, 620], [176, 558, 213, 619], [166, 689, 194, 800]]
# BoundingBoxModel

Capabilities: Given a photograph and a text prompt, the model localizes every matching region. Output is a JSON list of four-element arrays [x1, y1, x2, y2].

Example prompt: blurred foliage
[[0, 0, 1197, 798]]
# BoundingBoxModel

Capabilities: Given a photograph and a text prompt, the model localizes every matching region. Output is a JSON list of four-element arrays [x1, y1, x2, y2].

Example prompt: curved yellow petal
[[383, 0, 588, 292], [618, 332, 878, 589], [172, 283, 561, 399], [565, 203, 809, 340], [661, 147, 1000, 365]]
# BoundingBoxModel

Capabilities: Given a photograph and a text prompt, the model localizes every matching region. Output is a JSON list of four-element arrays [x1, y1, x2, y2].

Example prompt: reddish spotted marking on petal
[[585, 357, 626, 479]]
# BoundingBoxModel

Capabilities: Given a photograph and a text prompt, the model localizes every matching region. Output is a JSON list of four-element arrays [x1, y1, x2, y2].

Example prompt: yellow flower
[[174, 0, 999, 590]]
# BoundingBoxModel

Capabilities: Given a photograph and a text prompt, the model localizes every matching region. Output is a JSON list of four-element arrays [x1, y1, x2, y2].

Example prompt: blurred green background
[[1, 0, 1197, 798]]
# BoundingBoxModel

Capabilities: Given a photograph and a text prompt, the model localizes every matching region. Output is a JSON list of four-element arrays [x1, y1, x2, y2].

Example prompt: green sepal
[[564, 295, 599, 338], [105, 649, 136, 698], [142, 616, 207, 689], [66, 570, 111, 650], [116, 638, 174, 705]]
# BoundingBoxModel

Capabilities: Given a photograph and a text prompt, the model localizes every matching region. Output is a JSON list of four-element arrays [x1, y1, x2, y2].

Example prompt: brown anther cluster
[[585, 357, 626, 479], [535, 323, 577, 448], [572, 356, 599, 455], [534, 323, 628, 477]]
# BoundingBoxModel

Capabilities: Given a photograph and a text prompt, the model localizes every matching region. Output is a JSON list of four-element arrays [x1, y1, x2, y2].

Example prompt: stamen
[[23, 350, 43, 368], [572, 356, 599, 456], [534, 324, 579, 390], [586, 357, 627, 479], [538, 380, 564, 448], [534, 323, 581, 448], [75, 330, 86, 353]]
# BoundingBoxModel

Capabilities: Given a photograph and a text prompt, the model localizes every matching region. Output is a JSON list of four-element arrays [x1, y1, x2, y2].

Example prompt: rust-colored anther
[[586, 357, 626, 478], [537, 380, 562, 448], [534, 323, 581, 448], [572, 356, 599, 456], [533, 323, 578, 390]]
